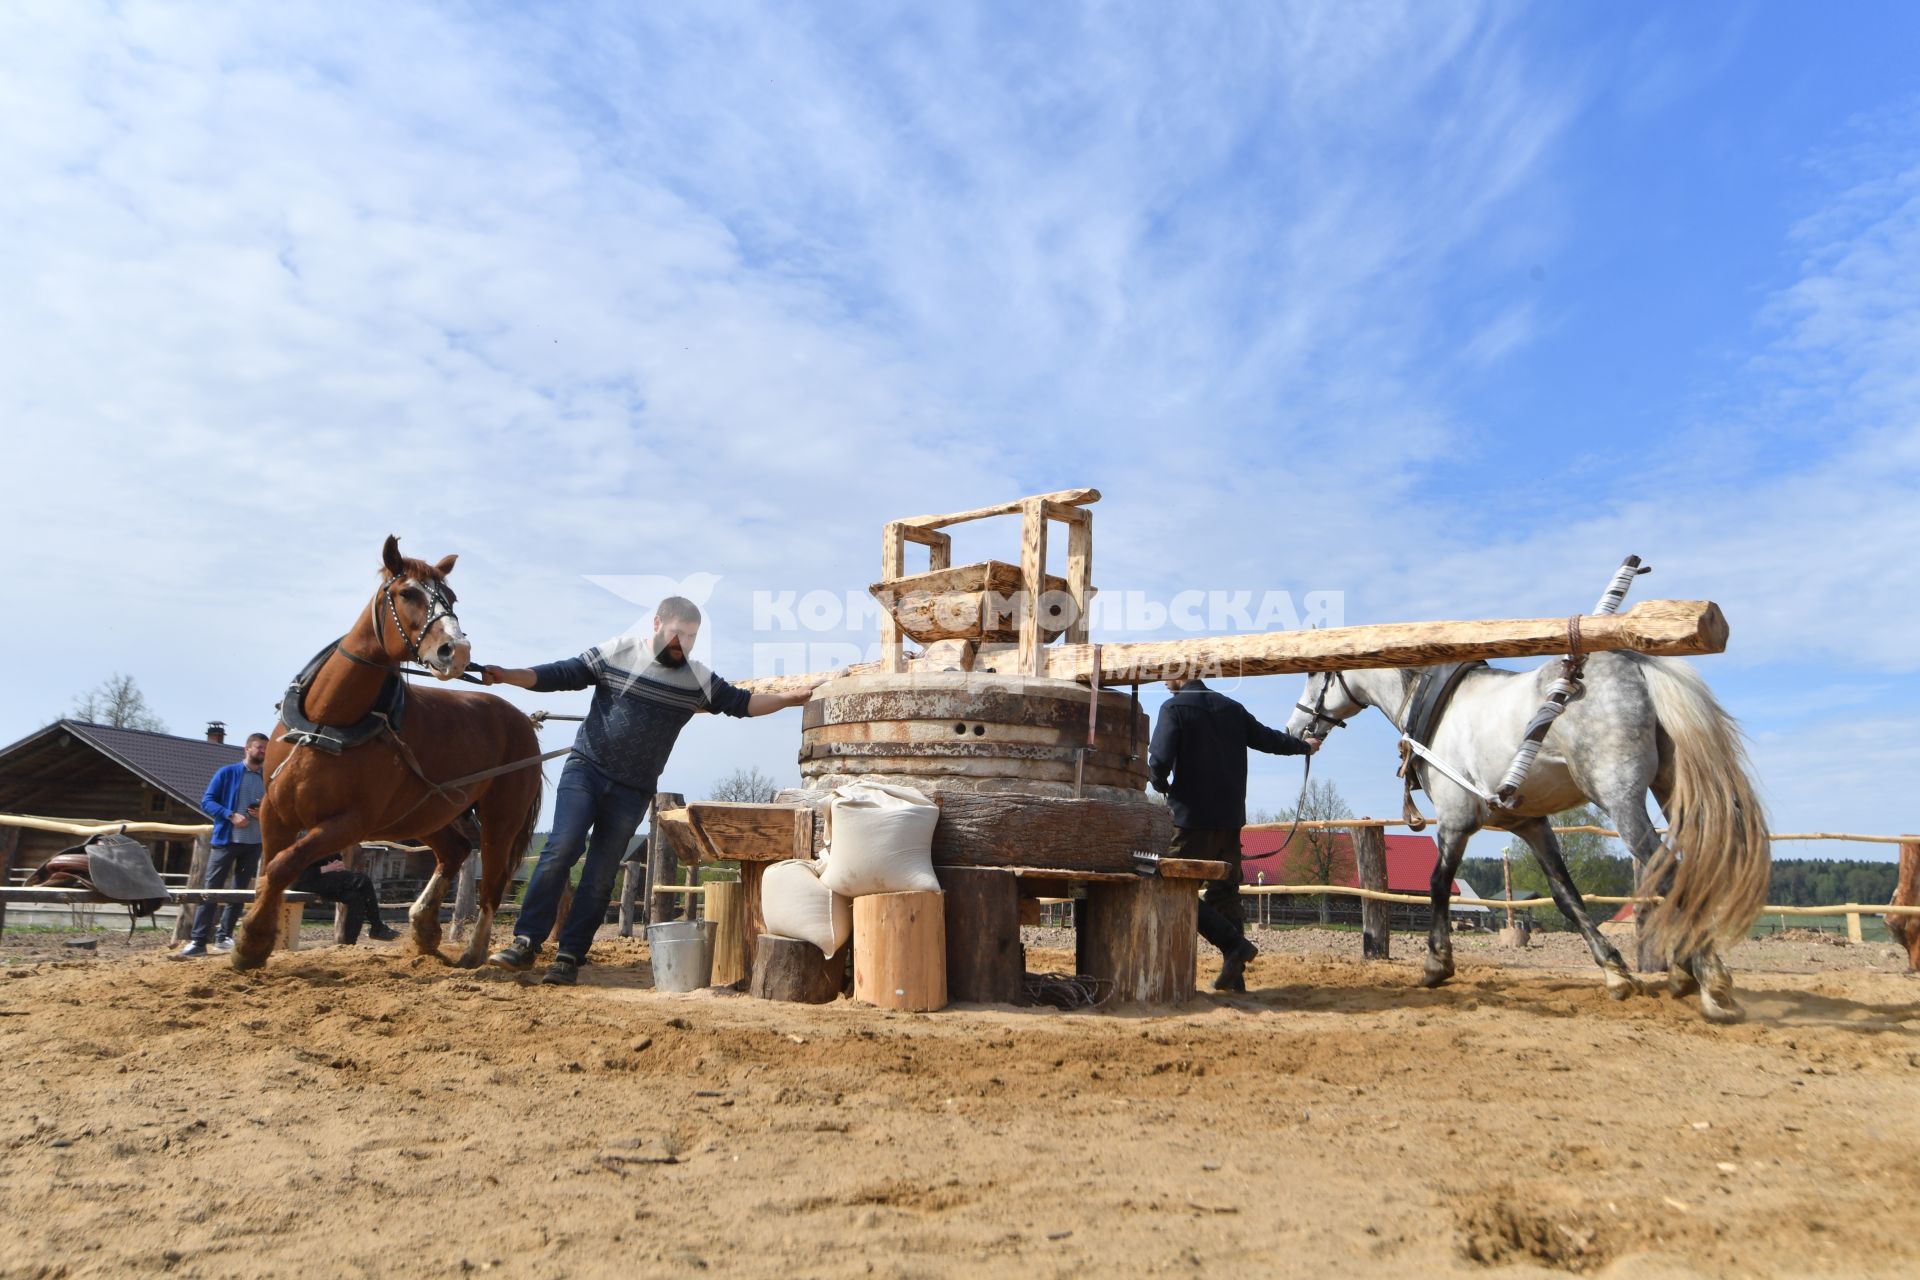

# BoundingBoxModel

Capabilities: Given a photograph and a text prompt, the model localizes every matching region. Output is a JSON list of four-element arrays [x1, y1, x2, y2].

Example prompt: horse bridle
[[344, 574, 460, 668], [1294, 669, 1361, 738]]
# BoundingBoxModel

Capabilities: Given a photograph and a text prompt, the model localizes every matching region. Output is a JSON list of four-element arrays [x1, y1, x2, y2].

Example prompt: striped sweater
[[530, 633, 752, 793]]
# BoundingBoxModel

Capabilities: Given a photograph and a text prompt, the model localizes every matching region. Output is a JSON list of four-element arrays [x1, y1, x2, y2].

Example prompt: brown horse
[[232, 536, 543, 970]]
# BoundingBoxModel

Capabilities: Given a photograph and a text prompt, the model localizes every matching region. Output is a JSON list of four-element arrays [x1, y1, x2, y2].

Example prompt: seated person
[[294, 857, 400, 945]]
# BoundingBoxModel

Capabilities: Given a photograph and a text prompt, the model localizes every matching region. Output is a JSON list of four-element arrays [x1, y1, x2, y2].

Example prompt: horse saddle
[[277, 638, 407, 754], [1400, 661, 1487, 797], [26, 833, 171, 920]]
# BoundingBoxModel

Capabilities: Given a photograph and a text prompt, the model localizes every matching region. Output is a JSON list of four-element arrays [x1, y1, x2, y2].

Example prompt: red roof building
[[1240, 829, 1480, 903]]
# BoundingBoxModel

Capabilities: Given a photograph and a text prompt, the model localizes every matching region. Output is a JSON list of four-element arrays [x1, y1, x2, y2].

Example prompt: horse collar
[[277, 639, 409, 755]]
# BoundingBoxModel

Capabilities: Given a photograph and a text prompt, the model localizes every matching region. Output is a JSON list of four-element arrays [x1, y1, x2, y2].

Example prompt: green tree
[[70, 673, 166, 732], [1499, 804, 1635, 929]]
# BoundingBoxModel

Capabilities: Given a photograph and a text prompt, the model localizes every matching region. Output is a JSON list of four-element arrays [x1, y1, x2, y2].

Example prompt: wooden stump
[[749, 934, 843, 1004], [707, 880, 748, 988], [1076, 876, 1195, 1005], [941, 867, 1022, 1003], [1353, 825, 1390, 961], [277, 899, 303, 952], [852, 891, 947, 1012]]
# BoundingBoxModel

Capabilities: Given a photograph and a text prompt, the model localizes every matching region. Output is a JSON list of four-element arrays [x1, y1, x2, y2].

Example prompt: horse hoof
[[230, 949, 267, 972], [1667, 966, 1699, 998], [452, 954, 481, 970], [1700, 997, 1745, 1025], [1420, 962, 1453, 989]]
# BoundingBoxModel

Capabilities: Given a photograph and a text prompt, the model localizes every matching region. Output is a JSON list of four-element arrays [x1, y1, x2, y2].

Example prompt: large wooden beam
[[1046, 599, 1728, 684], [731, 598, 1730, 698], [894, 488, 1100, 533]]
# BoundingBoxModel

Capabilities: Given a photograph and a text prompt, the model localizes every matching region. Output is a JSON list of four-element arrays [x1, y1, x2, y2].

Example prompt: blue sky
[[2, 2, 1916, 861]]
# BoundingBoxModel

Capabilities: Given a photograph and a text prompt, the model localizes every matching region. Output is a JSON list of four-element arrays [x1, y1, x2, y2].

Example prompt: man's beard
[[653, 640, 688, 668]]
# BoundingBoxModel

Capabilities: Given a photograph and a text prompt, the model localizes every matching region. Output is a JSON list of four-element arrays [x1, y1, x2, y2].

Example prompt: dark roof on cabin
[[0, 720, 243, 810]]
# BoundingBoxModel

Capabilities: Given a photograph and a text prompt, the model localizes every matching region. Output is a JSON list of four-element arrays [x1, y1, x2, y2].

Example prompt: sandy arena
[[2, 925, 1916, 1279]]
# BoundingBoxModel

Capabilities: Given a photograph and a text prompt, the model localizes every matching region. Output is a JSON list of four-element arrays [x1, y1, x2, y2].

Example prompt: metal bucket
[[646, 920, 717, 992]]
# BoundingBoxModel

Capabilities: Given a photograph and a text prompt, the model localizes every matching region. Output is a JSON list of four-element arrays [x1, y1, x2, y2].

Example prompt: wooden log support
[[278, 898, 304, 952], [882, 521, 907, 674], [1076, 875, 1197, 1005], [661, 802, 813, 865], [940, 867, 1023, 1004], [1065, 514, 1092, 646], [1017, 498, 1049, 678], [172, 834, 212, 943], [1890, 840, 1920, 973], [853, 890, 947, 1012], [707, 880, 748, 988], [739, 861, 770, 978], [618, 853, 640, 937], [1353, 825, 1390, 960], [647, 792, 685, 925], [750, 934, 845, 1004], [1048, 599, 1729, 684], [928, 791, 1169, 871]]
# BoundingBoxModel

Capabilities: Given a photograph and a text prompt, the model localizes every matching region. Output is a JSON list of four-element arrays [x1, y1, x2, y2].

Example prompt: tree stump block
[[941, 867, 1022, 1003], [852, 891, 947, 1012], [749, 934, 843, 1004], [1353, 825, 1390, 960], [1076, 875, 1194, 1004], [707, 880, 748, 988]]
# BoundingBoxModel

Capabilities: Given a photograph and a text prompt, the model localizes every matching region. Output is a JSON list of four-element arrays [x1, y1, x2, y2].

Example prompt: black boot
[[367, 912, 399, 942], [1213, 937, 1257, 992]]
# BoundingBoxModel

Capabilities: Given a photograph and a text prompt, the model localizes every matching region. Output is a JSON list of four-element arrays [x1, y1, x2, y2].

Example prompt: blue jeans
[[191, 842, 261, 944], [516, 755, 652, 959]]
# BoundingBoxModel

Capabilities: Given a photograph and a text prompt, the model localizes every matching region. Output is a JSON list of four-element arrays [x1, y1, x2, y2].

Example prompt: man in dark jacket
[[1148, 676, 1317, 991], [179, 732, 270, 958], [480, 596, 818, 986]]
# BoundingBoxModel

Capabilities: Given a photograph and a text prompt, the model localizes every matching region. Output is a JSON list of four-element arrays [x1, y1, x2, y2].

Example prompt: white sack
[[820, 782, 942, 898], [760, 859, 852, 958]]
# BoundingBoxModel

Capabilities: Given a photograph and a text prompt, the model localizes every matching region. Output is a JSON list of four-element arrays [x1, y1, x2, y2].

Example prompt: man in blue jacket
[[480, 596, 819, 986], [179, 732, 270, 957], [1148, 675, 1318, 992]]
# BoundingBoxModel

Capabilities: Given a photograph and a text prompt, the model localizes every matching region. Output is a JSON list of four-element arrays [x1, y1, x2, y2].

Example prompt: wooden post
[[1889, 840, 1920, 973], [881, 522, 907, 675], [1065, 510, 1092, 646], [278, 899, 303, 952], [618, 847, 642, 938], [853, 890, 947, 1012], [1845, 910, 1864, 944], [707, 879, 748, 987], [739, 861, 770, 977], [1352, 825, 1390, 961], [0, 825, 21, 934], [172, 834, 212, 943], [750, 934, 844, 1004], [1017, 497, 1049, 677], [941, 866, 1023, 1003], [1076, 876, 1196, 1005], [647, 792, 684, 924]]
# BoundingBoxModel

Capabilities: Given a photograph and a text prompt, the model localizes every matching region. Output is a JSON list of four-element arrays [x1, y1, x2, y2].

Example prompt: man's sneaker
[[1213, 937, 1257, 992], [174, 941, 210, 959], [487, 936, 538, 971], [540, 953, 580, 986], [209, 936, 235, 955], [367, 917, 400, 942]]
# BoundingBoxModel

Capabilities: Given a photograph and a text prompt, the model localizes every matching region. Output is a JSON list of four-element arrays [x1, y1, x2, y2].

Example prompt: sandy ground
[[1, 922, 1916, 1279]]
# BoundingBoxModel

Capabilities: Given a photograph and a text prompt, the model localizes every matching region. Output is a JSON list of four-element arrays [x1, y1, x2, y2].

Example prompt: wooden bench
[[0, 887, 320, 951]]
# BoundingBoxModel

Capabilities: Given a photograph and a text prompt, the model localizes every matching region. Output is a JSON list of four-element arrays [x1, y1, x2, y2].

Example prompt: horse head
[[1285, 669, 1368, 740], [371, 535, 470, 679]]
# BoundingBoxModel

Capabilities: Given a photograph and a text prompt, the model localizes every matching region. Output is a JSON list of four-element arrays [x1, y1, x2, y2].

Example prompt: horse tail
[[1638, 656, 1771, 958]]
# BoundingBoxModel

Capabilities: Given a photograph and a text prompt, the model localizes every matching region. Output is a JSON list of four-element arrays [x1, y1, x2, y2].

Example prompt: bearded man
[[480, 596, 816, 985]]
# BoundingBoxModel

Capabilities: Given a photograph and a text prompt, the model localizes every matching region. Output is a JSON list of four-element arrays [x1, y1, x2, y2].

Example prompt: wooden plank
[[940, 866, 1022, 1004], [659, 803, 812, 864], [1076, 875, 1196, 1005], [1155, 858, 1228, 881], [1353, 825, 1390, 960], [1017, 498, 1049, 678], [852, 890, 947, 1011], [894, 488, 1100, 532], [1046, 599, 1731, 684], [1065, 514, 1092, 646]]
